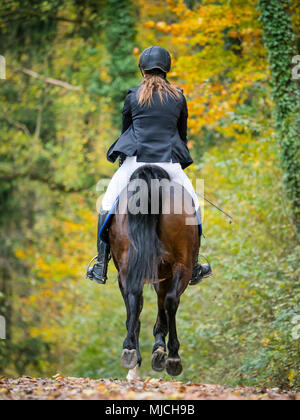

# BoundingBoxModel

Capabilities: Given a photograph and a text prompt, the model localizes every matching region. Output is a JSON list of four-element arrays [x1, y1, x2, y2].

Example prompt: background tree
[[103, 0, 139, 128], [258, 0, 300, 235]]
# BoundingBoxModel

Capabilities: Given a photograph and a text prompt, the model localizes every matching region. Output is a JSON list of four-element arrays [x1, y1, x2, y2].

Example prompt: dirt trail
[[0, 376, 298, 400]]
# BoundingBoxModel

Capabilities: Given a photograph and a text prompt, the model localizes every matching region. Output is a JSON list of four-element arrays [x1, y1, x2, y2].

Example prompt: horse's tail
[[126, 165, 170, 294]]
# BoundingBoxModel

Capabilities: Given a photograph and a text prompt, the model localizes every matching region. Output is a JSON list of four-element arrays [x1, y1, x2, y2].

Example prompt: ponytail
[[137, 73, 181, 107]]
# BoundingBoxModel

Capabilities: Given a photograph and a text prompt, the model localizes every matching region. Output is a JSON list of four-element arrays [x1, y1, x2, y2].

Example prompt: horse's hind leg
[[165, 269, 184, 377], [119, 276, 143, 379], [134, 295, 143, 367], [120, 277, 143, 370], [152, 282, 169, 372]]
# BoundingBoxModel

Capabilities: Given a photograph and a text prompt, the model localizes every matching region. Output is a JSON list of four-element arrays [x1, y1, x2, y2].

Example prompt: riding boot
[[189, 209, 212, 286], [189, 262, 212, 286], [86, 211, 111, 285]]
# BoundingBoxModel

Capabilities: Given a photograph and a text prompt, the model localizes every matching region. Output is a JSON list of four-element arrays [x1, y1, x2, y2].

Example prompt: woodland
[[0, 0, 299, 391]]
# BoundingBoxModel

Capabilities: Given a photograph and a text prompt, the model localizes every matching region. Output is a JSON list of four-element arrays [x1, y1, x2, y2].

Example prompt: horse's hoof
[[151, 347, 167, 372], [121, 349, 138, 370], [166, 357, 183, 376]]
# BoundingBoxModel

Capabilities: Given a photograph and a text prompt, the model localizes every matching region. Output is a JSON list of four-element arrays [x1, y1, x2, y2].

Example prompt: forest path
[[0, 376, 298, 400]]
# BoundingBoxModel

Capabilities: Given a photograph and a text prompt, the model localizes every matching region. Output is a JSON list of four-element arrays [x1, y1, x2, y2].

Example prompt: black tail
[[126, 165, 170, 294]]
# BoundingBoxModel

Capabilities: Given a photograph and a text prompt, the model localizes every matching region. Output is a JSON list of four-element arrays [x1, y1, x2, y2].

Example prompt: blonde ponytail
[[137, 74, 181, 107]]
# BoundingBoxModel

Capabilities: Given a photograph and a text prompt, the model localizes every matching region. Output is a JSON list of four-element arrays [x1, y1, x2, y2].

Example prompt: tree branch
[[34, 89, 51, 140], [20, 68, 82, 91], [34, 106, 42, 140], [1, 107, 32, 137]]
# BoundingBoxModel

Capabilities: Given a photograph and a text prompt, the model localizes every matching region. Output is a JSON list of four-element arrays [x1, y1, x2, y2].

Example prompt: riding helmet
[[139, 46, 171, 74]]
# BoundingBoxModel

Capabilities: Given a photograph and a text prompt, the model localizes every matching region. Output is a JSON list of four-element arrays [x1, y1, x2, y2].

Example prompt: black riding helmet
[[139, 46, 171, 75]]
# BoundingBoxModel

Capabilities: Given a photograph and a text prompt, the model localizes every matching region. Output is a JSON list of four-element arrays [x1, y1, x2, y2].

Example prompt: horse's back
[[159, 185, 199, 268], [110, 182, 199, 274]]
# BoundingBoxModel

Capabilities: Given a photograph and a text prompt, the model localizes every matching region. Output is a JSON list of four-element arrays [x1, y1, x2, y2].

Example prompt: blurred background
[[0, 0, 299, 389]]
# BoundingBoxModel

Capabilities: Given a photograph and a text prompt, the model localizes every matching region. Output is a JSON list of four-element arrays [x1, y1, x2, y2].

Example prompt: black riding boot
[[86, 211, 111, 285], [189, 262, 212, 286], [189, 210, 212, 286]]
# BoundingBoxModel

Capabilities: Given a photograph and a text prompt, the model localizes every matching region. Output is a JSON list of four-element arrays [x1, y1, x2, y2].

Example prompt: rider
[[87, 46, 212, 285]]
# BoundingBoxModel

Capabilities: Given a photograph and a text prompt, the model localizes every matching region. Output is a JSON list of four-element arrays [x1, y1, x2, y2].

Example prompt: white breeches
[[101, 156, 200, 212]]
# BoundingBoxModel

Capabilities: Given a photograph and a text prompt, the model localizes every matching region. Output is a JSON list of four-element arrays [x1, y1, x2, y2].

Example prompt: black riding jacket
[[107, 83, 193, 170]]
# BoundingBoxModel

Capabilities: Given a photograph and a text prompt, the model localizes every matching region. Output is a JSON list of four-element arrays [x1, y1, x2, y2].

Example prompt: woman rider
[[87, 46, 212, 285]]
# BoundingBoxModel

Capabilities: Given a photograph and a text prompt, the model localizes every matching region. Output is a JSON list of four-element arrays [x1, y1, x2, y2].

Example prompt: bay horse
[[109, 165, 200, 378]]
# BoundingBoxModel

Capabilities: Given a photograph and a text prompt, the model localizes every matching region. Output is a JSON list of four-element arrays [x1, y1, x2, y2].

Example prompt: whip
[[197, 193, 233, 223]]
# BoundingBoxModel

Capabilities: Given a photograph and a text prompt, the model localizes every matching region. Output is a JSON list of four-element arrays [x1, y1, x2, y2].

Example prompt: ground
[[0, 376, 299, 400]]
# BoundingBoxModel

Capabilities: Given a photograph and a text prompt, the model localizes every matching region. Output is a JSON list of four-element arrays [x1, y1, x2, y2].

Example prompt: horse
[[108, 164, 200, 378]]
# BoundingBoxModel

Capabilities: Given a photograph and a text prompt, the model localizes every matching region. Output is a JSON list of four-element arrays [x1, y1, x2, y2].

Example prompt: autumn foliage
[[0, 0, 299, 391]]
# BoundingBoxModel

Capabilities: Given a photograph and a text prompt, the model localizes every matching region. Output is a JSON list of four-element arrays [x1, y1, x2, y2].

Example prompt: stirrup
[[86, 256, 106, 285], [189, 255, 213, 286], [86, 255, 98, 279]]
